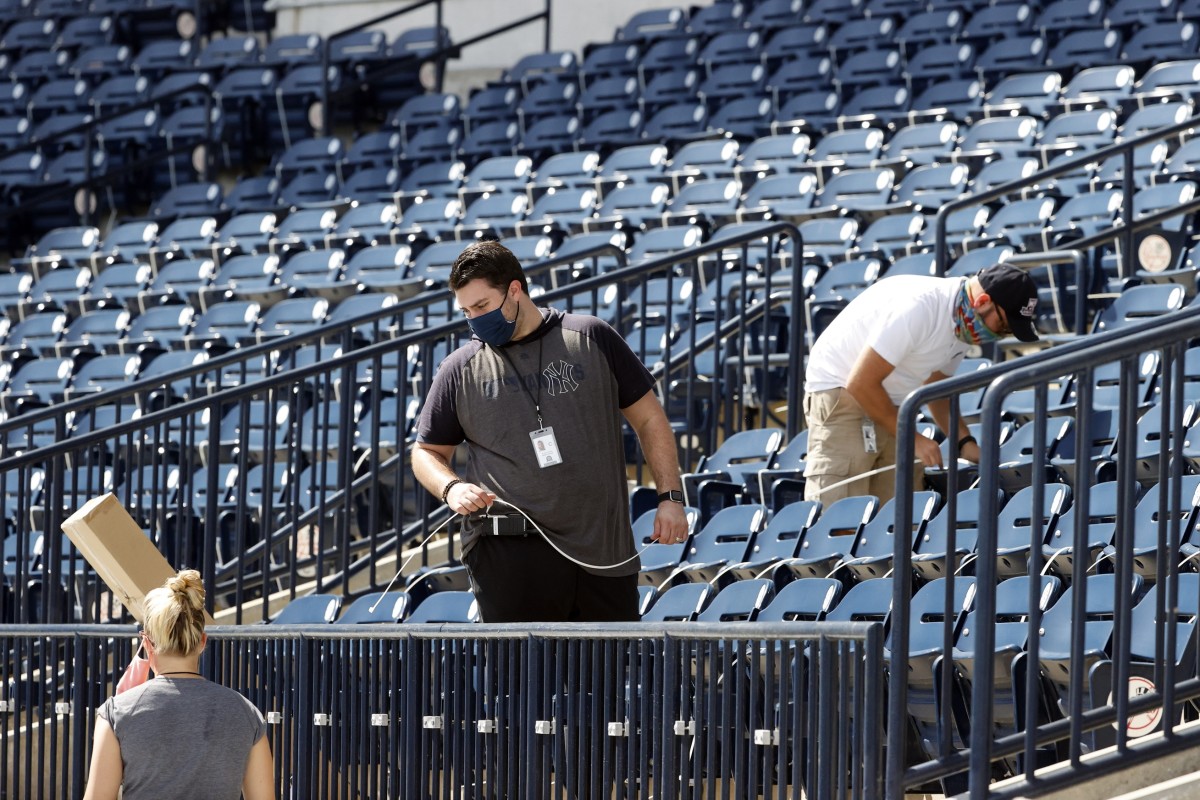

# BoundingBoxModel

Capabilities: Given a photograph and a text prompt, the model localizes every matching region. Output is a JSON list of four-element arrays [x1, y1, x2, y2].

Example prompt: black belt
[[477, 513, 537, 536]]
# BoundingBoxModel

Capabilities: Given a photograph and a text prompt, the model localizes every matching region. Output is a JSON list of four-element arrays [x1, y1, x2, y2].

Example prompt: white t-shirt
[[805, 275, 971, 405]]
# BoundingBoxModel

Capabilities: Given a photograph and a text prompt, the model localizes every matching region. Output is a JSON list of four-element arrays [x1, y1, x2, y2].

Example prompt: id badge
[[862, 419, 877, 454], [530, 427, 563, 468]]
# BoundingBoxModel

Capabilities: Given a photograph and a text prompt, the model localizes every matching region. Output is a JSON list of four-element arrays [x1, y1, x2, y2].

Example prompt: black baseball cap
[[978, 264, 1039, 342]]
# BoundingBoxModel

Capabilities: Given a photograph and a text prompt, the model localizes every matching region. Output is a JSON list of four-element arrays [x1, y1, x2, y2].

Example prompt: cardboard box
[[61, 493, 215, 625]]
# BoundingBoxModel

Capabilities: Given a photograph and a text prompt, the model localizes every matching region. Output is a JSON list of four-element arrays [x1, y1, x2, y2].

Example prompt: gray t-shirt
[[97, 678, 266, 800], [416, 308, 655, 575]]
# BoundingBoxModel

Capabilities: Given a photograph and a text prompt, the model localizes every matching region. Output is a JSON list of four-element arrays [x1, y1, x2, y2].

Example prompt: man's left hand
[[650, 501, 689, 544]]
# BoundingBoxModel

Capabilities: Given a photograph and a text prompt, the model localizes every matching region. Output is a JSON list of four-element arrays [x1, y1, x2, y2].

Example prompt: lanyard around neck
[[496, 335, 545, 428]]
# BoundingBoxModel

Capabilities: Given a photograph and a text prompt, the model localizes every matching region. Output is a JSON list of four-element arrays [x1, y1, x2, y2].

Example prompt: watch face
[[1138, 233, 1173, 273]]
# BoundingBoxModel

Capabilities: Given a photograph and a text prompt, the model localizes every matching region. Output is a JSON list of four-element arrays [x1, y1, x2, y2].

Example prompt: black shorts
[[463, 534, 639, 623]]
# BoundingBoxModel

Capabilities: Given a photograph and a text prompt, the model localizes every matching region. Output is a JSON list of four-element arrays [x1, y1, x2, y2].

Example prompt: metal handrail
[[933, 111, 1200, 280], [887, 308, 1200, 798], [0, 240, 626, 442], [0, 81, 215, 226], [316, 0, 552, 136]]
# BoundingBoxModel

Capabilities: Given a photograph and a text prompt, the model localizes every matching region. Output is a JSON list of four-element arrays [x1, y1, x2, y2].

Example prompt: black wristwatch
[[657, 490, 684, 504]]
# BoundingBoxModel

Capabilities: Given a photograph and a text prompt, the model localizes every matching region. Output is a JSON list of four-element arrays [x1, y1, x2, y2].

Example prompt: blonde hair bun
[[167, 569, 205, 612], [143, 569, 207, 658]]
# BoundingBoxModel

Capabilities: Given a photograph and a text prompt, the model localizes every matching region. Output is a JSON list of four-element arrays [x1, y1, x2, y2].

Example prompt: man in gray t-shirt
[[413, 241, 688, 622]]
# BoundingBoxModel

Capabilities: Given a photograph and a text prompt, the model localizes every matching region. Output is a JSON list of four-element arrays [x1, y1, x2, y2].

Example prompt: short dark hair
[[448, 240, 528, 294]]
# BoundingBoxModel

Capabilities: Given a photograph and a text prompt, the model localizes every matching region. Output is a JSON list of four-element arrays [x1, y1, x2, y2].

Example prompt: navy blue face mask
[[468, 292, 518, 347]]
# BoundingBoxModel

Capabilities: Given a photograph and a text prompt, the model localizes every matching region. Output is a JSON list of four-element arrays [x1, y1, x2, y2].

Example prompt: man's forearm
[[639, 416, 683, 492], [411, 446, 456, 499], [625, 398, 684, 492]]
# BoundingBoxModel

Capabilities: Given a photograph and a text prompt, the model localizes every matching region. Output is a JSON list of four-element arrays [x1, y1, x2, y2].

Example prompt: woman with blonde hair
[[84, 569, 274, 800]]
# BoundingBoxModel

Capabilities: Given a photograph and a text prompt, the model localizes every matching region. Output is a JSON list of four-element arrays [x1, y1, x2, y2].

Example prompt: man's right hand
[[915, 434, 943, 469], [445, 482, 496, 515]]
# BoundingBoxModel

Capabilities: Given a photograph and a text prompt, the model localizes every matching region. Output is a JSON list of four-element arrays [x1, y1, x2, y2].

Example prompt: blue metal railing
[[0, 620, 884, 799]]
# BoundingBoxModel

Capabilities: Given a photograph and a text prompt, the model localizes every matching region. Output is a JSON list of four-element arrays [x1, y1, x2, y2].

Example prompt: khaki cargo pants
[[802, 388, 920, 505]]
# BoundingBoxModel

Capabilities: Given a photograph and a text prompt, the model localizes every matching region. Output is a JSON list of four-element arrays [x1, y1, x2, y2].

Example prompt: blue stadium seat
[[254, 296, 327, 342], [1035, 574, 1144, 720], [68, 43, 130, 84], [579, 41, 640, 84], [1132, 58, 1200, 104], [1123, 21, 1199, 64], [827, 17, 895, 58], [904, 43, 976, 94], [911, 488, 1003, 582], [395, 159, 465, 204], [696, 578, 774, 622], [9, 50, 70, 88], [834, 48, 903, 91], [496, 49, 578, 94], [57, 307, 130, 357], [698, 62, 766, 108], [1045, 28, 1123, 71], [195, 34, 261, 75], [57, 15, 115, 52], [854, 212, 925, 261], [335, 591, 410, 624], [671, 504, 768, 584], [131, 38, 197, 80], [585, 182, 670, 232], [516, 77, 578, 128], [796, 217, 860, 265], [635, 504, 701, 586], [762, 23, 832, 69], [640, 582, 713, 622], [270, 593, 343, 624], [639, 66, 700, 116], [618, 7, 689, 46], [900, 576, 977, 762], [718, 499, 818, 581], [1034, 0, 1105, 45], [405, 590, 479, 624], [79, 262, 150, 313], [758, 575, 843, 621], [974, 35, 1047, 76], [0, 18, 59, 57], [948, 575, 1062, 756], [578, 74, 639, 122], [765, 54, 834, 109], [775, 494, 878, 580], [338, 244, 420, 300], [462, 85, 518, 129], [322, 202, 395, 251], [1041, 480, 1123, 577], [1, 355, 73, 411]]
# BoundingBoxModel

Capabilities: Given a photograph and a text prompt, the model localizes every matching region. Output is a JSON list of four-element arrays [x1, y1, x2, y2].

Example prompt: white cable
[[274, 88, 291, 151], [823, 558, 849, 579], [1042, 546, 1072, 577], [489, 497, 658, 571], [811, 458, 938, 498], [1171, 554, 1200, 573], [1089, 550, 1117, 572], [367, 515, 454, 613]]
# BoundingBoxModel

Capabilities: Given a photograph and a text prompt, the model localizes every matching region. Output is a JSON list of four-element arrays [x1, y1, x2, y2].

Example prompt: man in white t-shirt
[[803, 264, 1039, 503]]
